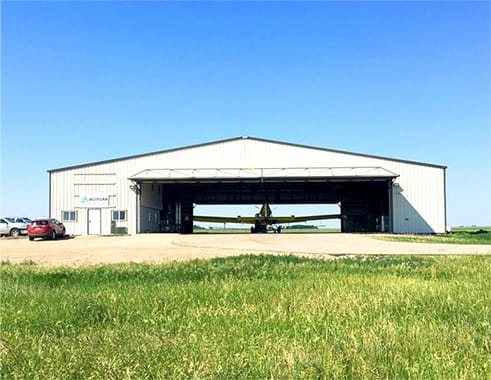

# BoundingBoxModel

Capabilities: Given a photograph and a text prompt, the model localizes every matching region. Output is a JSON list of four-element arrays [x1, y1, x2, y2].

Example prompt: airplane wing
[[194, 213, 342, 224], [193, 215, 257, 224], [269, 213, 342, 224]]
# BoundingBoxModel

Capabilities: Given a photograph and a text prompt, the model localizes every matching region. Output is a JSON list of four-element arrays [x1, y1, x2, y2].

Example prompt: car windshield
[[23, 218, 32, 223], [32, 220, 48, 226], [5, 217, 15, 223]]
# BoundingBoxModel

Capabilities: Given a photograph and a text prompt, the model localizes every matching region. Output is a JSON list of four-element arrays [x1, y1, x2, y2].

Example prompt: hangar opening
[[131, 167, 396, 234], [193, 203, 342, 232]]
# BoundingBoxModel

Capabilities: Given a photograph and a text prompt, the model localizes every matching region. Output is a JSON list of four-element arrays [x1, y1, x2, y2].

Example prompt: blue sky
[[1, 1, 490, 226]]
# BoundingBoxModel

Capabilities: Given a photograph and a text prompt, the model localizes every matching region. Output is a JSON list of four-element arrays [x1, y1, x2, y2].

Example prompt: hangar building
[[48, 137, 447, 235]]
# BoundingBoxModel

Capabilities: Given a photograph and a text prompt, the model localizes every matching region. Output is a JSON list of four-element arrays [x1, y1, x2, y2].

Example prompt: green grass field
[[452, 226, 491, 233], [376, 229, 491, 245], [1, 255, 490, 379]]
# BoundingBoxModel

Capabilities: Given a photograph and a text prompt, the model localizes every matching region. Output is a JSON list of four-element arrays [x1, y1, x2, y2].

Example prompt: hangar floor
[[1, 234, 490, 267]]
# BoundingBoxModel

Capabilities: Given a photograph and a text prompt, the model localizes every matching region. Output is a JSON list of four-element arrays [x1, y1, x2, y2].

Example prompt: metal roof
[[129, 166, 399, 183], [48, 136, 447, 173]]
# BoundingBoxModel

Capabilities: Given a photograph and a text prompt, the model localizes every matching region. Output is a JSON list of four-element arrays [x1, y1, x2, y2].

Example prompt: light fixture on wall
[[129, 183, 141, 194]]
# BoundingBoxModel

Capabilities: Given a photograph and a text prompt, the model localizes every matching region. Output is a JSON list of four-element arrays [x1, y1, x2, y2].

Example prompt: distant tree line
[[285, 225, 318, 229]]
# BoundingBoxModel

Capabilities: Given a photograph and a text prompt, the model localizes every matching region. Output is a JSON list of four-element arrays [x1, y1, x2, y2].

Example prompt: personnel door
[[88, 209, 101, 235]]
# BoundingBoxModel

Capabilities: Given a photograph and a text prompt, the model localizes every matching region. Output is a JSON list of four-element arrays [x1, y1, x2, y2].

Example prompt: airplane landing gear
[[251, 222, 267, 233]]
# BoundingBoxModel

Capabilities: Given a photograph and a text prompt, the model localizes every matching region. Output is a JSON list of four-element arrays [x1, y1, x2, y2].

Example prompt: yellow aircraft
[[193, 202, 343, 233]]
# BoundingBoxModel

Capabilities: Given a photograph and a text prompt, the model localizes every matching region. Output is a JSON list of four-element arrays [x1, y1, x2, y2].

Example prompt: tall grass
[[1, 255, 490, 379]]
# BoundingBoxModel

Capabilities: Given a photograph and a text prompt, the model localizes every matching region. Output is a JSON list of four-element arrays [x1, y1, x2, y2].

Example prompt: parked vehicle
[[11, 217, 32, 225], [0, 217, 28, 237], [28, 218, 66, 241]]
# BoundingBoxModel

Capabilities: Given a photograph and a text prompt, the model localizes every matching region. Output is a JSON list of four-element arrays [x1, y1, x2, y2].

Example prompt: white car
[[0, 217, 28, 237], [10, 217, 32, 225]]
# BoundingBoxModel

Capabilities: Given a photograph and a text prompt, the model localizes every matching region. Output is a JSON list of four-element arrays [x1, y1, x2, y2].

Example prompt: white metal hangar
[[48, 136, 447, 235]]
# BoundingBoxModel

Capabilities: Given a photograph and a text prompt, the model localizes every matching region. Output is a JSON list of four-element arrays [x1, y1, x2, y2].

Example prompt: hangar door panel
[[141, 183, 163, 209]]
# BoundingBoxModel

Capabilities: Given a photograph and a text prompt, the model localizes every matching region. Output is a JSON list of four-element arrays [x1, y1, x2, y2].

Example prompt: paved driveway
[[1, 233, 489, 267]]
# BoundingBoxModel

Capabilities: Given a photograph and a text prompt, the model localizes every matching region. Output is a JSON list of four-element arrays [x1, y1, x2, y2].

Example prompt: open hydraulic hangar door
[[134, 177, 394, 234]]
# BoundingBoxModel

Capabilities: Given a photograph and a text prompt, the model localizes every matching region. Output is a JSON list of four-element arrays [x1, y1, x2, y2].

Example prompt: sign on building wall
[[79, 193, 109, 207]]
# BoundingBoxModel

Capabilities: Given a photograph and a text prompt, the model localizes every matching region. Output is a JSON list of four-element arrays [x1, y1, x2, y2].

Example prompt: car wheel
[[10, 228, 20, 238], [29, 236, 34, 241], [51, 230, 57, 240]]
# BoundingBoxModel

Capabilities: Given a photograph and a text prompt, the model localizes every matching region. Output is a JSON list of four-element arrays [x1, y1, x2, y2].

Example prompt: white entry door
[[88, 209, 101, 235]]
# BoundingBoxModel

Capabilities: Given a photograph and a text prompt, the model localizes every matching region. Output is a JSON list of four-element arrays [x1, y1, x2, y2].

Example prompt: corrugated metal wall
[[50, 138, 446, 235]]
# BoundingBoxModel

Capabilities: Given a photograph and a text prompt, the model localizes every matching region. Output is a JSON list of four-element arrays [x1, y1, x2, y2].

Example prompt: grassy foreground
[[1, 255, 490, 379]]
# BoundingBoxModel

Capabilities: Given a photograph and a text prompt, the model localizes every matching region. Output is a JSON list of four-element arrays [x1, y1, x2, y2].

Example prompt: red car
[[28, 218, 66, 241]]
